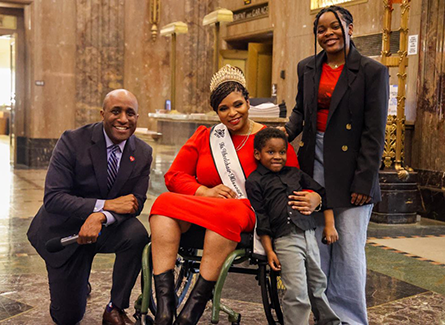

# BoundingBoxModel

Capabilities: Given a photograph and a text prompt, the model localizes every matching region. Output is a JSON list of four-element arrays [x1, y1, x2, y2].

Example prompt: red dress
[[150, 125, 300, 242]]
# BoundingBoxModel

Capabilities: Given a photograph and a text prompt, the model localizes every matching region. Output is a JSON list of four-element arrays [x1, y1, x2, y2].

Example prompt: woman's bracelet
[[314, 195, 322, 212]]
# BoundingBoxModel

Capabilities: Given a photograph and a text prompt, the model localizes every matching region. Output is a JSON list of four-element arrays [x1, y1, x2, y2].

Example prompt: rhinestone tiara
[[210, 64, 246, 93]]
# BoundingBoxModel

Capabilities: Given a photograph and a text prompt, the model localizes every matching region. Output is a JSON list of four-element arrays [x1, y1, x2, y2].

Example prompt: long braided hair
[[312, 5, 355, 129], [313, 5, 354, 57]]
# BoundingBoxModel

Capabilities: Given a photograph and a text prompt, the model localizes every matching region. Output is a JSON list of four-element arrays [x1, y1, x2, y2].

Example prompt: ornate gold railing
[[381, 0, 411, 180]]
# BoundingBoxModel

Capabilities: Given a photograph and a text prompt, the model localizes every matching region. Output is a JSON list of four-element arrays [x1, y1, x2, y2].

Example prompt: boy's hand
[[267, 251, 281, 271], [322, 226, 339, 245]]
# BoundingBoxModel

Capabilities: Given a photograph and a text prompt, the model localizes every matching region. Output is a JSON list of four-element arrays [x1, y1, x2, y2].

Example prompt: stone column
[[180, 0, 216, 113], [412, 0, 445, 222], [75, 0, 125, 127]]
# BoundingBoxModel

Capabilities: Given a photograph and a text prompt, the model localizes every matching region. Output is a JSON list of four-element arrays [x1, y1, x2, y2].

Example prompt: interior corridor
[[0, 135, 444, 324]]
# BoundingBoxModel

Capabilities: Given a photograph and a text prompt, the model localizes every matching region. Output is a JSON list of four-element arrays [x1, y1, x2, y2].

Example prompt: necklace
[[328, 62, 343, 69], [235, 120, 253, 151]]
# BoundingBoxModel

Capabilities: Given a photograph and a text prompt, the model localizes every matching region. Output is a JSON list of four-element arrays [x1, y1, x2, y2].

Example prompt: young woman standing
[[284, 6, 389, 325]]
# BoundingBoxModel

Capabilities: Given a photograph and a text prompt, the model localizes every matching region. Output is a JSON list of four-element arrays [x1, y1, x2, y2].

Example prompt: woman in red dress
[[149, 65, 321, 325]]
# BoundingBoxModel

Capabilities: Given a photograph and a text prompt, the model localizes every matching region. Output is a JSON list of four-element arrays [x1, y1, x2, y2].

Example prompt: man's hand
[[351, 193, 371, 206], [288, 191, 321, 215], [104, 194, 139, 214], [77, 212, 105, 245], [195, 184, 237, 199]]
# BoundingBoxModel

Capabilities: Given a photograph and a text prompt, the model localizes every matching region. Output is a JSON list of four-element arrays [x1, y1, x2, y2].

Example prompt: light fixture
[[203, 9, 233, 73], [160, 22, 189, 111]]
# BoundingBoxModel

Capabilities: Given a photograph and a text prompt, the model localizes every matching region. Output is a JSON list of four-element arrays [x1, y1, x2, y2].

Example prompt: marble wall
[[123, 0, 158, 130], [10, 0, 77, 166], [180, 1, 218, 113], [124, 0, 217, 130], [413, 0, 445, 172], [75, 0, 125, 127], [27, 0, 77, 139], [412, 0, 445, 221], [3, 0, 220, 166], [10, 0, 422, 131], [19, 0, 421, 133]]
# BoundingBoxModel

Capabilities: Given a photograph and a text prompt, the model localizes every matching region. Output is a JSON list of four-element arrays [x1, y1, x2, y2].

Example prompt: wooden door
[[220, 43, 272, 98], [247, 43, 272, 98]]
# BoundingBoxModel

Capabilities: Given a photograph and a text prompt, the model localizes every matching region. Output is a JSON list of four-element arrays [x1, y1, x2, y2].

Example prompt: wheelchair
[[133, 225, 285, 324]]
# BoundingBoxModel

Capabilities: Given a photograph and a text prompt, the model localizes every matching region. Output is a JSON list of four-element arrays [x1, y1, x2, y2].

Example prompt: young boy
[[245, 128, 341, 325]]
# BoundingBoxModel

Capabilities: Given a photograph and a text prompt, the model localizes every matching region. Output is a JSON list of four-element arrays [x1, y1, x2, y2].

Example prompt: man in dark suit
[[27, 89, 152, 325]]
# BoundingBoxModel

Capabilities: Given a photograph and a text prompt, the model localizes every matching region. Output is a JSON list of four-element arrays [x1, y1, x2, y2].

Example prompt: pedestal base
[[371, 169, 421, 224], [371, 212, 417, 224]]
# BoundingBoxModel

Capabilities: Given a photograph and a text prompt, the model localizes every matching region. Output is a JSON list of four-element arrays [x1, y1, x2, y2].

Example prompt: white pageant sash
[[209, 123, 247, 198], [209, 123, 266, 256]]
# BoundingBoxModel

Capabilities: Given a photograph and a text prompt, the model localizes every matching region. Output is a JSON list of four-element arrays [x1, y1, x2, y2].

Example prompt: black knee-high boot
[[174, 274, 215, 325], [154, 269, 176, 325]]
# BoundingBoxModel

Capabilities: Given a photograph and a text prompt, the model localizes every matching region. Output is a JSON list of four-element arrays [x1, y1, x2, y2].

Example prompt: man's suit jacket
[[286, 46, 389, 208], [27, 122, 153, 268]]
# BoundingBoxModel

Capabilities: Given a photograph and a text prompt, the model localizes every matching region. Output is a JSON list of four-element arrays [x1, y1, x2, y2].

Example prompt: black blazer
[[27, 122, 153, 268], [286, 46, 389, 208]]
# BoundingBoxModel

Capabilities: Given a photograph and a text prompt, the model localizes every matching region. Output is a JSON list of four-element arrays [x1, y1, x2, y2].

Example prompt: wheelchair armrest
[[237, 232, 253, 249]]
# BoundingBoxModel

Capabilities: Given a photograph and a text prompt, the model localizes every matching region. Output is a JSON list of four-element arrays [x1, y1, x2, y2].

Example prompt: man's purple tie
[[107, 144, 120, 191]]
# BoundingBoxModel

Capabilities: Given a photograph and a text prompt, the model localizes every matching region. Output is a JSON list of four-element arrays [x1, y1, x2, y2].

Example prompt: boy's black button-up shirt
[[246, 164, 327, 239]]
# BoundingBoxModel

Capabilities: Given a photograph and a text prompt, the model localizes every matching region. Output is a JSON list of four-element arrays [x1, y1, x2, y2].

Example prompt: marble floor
[[0, 134, 445, 325]]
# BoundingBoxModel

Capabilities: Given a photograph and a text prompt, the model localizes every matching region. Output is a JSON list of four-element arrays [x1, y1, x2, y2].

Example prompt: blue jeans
[[313, 131, 372, 325], [274, 226, 340, 325]]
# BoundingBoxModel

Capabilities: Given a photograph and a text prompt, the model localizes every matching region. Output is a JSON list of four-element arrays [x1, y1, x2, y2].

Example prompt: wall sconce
[[149, 0, 161, 41], [203, 8, 233, 73]]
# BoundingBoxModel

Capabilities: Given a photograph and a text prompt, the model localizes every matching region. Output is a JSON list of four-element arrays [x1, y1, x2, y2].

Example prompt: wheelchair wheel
[[259, 263, 284, 325], [148, 250, 198, 316], [133, 314, 154, 325]]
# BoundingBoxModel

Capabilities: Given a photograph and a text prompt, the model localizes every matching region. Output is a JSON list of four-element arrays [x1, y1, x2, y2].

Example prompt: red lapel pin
[[130, 156, 135, 162]]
